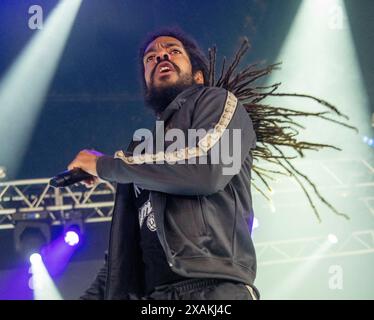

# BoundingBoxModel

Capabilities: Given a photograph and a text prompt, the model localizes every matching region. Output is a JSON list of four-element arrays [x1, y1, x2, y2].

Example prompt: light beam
[[0, 0, 83, 178]]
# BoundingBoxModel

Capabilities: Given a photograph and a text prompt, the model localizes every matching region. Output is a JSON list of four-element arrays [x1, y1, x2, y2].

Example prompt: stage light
[[29, 253, 63, 300], [362, 135, 374, 148], [64, 230, 80, 246], [13, 212, 51, 261], [328, 234, 338, 244], [0, 0, 83, 178], [29, 253, 42, 265], [62, 211, 84, 247]]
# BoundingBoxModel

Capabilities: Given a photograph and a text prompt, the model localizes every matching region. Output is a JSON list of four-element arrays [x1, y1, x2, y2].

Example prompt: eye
[[170, 49, 182, 55], [145, 55, 155, 63]]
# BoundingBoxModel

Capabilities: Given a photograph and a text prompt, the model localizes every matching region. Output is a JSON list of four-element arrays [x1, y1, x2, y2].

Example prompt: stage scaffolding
[[0, 178, 115, 229], [1, 155, 374, 266]]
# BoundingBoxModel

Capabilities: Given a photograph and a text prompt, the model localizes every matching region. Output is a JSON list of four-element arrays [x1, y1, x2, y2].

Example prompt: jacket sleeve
[[96, 87, 256, 196], [79, 252, 108, 300]]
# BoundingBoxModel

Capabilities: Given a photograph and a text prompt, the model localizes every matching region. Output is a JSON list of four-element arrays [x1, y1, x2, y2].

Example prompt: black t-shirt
[[133, 184, 185, 294]]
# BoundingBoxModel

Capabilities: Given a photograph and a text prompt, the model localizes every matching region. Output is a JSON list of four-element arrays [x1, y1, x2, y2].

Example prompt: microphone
[[49, 168, 93, 188]]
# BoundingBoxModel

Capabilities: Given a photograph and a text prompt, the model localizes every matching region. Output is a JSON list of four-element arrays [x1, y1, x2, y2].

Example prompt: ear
[[193, 71, 204, 85]]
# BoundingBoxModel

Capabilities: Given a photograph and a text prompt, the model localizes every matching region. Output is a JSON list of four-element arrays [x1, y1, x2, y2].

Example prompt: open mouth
[[156, 62, 176, 76], [159, 66, 174, 74]]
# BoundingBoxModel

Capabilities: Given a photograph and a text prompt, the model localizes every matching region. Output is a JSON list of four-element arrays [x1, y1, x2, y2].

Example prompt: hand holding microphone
[[49, 168, 95, 188], [49, 149, 103, 188]]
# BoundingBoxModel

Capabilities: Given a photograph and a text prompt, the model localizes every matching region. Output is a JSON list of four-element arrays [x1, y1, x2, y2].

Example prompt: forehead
[[144, 36, 184, 55]]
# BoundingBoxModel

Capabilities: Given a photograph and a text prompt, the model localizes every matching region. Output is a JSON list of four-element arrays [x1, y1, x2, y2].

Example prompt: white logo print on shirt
[[138, 199, 157, 232], [135, 184, 157, 232]]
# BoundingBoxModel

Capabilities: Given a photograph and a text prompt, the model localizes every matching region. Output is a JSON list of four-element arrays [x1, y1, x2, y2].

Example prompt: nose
[[156, 53, 170, 63]]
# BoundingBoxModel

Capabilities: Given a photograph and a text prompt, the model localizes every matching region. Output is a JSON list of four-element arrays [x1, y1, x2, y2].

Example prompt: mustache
[[150, 59, 180, 82]]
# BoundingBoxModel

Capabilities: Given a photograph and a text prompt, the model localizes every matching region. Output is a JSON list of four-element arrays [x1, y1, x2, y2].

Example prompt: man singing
[[68, 28, 259, 300]]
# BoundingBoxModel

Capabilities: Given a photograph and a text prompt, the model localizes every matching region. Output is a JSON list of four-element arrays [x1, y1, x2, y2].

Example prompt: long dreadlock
[[208, 38, 357, 222], [140, 27, 356, 222]]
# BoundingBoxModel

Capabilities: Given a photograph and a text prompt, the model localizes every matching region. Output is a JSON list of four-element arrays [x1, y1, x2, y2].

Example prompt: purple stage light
[[29, 253, 42, 264], [64, 231, 80, 246]]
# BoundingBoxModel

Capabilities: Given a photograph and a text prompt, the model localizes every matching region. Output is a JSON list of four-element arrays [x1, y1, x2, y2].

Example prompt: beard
[[145, 72, 195, 115]]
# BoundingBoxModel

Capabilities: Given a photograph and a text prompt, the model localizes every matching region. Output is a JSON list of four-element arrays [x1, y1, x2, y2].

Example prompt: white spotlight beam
[[266, 239, 333, 299], [30, 256, 63, 300], [253, 0, 373, 252], [263, 0, 370, 153], [0, 0, 83, 177]]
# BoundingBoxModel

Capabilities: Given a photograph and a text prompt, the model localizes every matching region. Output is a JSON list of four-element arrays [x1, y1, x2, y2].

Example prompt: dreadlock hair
[[138, 26, 209, 93], [207, 38, 357, 222], [139, 28, 356, 222]]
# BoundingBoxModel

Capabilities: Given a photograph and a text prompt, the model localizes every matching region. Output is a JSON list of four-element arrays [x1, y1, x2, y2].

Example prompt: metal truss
[[255, 229, 374, 266], [252, 156, 374, 265], [1, 155, 373, 264], [0, 178, 115, 230], [252, 156, 374, 198]]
